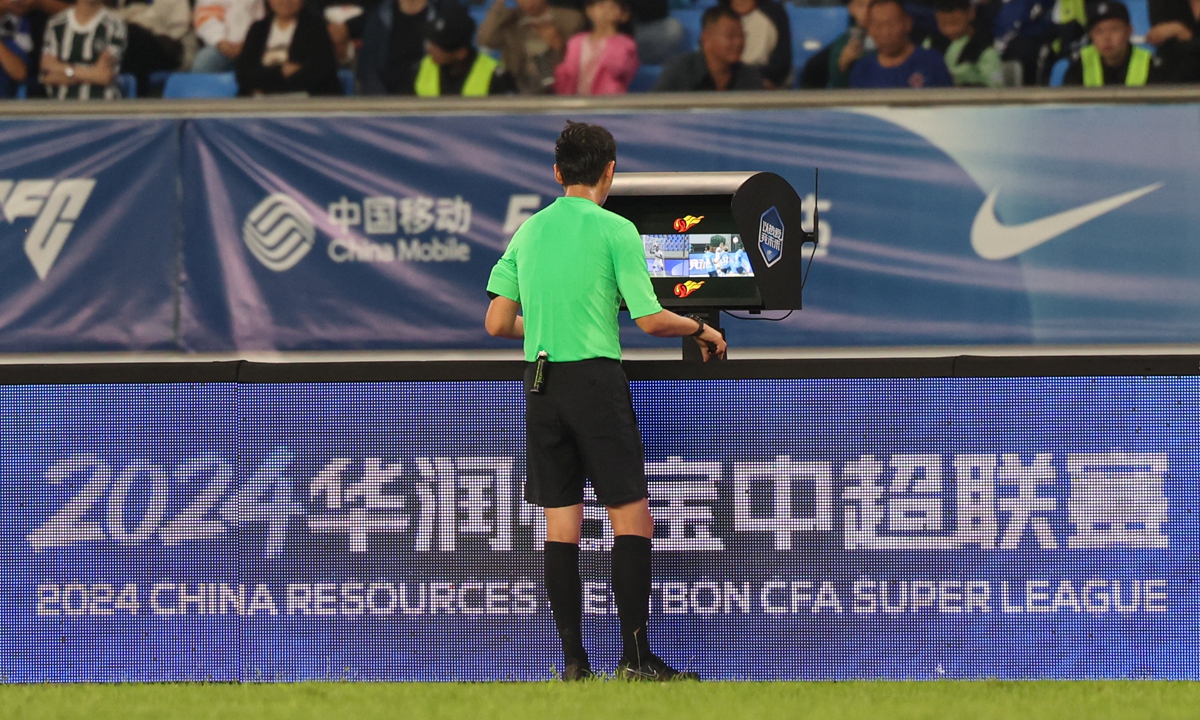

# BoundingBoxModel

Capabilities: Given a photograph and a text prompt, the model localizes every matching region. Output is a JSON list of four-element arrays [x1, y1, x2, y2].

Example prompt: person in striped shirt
[[40, 0, 127, 99]]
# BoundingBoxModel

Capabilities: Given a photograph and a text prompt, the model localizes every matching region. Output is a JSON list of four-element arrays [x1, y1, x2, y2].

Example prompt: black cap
[[425, 3, 476, 52], [1088, 1, 1130, 29]]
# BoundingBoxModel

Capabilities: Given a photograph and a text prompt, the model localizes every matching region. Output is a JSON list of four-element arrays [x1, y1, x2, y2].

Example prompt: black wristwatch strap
[[685, 314, 705, 337]]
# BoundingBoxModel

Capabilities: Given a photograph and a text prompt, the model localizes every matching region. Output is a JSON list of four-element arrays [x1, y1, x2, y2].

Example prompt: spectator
[[800, 0, 871, 89], [849, 0, 952, 87], [720, 0, 791, 87], [115, 0, 192, 94], [193, 0, 266, 73], [24, 0, 68, 96], [0, 0, 31, 97], [40, 0, 127, 99], [307, 0, 392, 66], [653, 5, 763, 90], [927, 0, 1002, 85], [477, 0, 583, 94], [410, 2, 516, 95], [628, 0, 683, 64], [992, 0, 1057, 84], [236, 0, 343, 94], [358, 0, 437, 94], [554, 0, 638, 94], [1062, 0, 1167, 84], [1147, 0, 1200, 80]]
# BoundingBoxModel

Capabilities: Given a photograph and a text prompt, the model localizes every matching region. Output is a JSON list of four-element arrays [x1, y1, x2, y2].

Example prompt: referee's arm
[[485, 244, 524, 339], [485, 295, 524, 339]]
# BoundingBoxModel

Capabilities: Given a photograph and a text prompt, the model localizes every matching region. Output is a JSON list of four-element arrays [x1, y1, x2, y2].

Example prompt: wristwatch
[[684, 314, 706, 337], [64, 65, 75, 79]]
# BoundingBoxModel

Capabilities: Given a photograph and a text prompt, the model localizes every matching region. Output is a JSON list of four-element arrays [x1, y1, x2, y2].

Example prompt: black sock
[[544, 541, 587, 664], [611, 534, 653, 663]]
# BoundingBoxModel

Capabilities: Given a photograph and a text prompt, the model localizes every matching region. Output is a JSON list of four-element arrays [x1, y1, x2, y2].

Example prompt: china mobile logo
[[673, 214, 704, 232], [0, 179, 96, 279], [674, 280, 705, 297], [243, 194, 316, 272]]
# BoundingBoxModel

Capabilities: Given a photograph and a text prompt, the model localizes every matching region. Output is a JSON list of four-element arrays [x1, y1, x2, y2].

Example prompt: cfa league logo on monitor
[[758, 206, 784, 268]]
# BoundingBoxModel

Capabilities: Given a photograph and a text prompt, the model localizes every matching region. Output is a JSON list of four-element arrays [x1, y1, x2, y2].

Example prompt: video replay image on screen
[[643, 233, 754, 278]]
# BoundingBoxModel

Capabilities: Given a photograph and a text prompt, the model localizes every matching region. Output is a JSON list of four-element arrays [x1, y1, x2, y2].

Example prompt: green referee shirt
[[486, 196, 663, 362]]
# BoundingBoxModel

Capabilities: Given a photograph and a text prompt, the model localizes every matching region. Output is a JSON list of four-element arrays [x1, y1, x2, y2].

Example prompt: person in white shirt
[[191, 0, 265, 72]]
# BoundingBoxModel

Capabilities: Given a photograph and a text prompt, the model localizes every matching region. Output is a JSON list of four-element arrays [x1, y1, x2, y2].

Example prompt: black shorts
[[523, 358, 648, 508]]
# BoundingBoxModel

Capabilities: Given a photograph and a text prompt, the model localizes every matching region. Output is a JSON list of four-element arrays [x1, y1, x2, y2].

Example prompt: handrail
[[2, 85, 1199, 118]]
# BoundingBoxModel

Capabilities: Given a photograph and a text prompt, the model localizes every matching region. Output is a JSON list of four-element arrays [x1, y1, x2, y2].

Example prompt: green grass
[[3, 681, 1199, 720]]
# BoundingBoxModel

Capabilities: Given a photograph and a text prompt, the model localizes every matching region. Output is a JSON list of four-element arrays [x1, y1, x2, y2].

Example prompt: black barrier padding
[[236, 361, 528, 384], [951, 355, 1200, 378], [0, 361, 241, 386], [0, 356, 1198, 385]]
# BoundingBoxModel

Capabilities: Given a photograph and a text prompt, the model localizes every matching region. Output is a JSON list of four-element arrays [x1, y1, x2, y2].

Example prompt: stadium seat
[[1125, 0, 1150, 44], [338, 68, 355, 95], [673, 7, 706, 50], [1048, 57, 1070, 87], [15, 83, 26, 99], [469, 4, 489, 32], [163, 72, 239, 99], [629, 64, 663, 91], [148, 70, 174, 95], [788, 5, 850, 79], [118, 73, 137, 98]]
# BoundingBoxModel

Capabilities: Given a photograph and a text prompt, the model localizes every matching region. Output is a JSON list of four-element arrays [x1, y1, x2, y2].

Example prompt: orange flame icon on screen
[[673, 280, 705, 298], [673, 215, 705, 232]]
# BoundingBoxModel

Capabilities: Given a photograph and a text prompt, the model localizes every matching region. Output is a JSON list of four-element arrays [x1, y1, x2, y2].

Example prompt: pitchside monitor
[[605, 172, 810, 311]]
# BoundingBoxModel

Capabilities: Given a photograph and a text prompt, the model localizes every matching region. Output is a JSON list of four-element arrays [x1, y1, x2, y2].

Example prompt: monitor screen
[[604, 193, 763, 309], [643, 233, 755, 278]]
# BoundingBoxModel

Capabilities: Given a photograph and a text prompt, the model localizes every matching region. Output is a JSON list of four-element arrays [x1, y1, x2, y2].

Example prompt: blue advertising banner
[[0, 120, 180, 352], [3, 105, 1200, 352], [176, 107, 1200, 352], [2, 376, 1196, 681]]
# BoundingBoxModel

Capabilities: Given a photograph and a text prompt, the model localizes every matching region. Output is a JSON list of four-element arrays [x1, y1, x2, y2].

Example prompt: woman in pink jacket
[[554, 0, 639, 94]]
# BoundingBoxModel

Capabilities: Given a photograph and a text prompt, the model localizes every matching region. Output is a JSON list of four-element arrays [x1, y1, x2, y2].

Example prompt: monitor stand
[[681, 309, 725, 362]]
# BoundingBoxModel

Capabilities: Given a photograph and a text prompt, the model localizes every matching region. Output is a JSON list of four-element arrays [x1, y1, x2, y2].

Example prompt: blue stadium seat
[[148, 70, 174, 95], [629, 64, 663, 91], [1049, 56, 1070, 87], [673, 7, 706, 50], [469, 4, 489, 32], [163, 72, 239, 98], [15, 83, 26, 99], [788, 5, 850, 78], [338, 68, 355, 95], [118, 73, 137, 98], [1125, 0, 1150, 43]]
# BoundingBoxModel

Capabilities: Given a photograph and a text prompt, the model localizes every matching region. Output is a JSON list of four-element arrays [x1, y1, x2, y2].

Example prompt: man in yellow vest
[[412, 3, 516, 96], [1062, 1, 1164, 86]]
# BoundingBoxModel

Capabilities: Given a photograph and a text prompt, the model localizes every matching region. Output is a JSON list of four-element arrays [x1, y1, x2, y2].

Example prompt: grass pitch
[[3, 681, 1198, 720]]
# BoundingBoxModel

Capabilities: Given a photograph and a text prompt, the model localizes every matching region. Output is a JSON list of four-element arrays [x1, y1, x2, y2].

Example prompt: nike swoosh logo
[[971, 183, 1163, 260]]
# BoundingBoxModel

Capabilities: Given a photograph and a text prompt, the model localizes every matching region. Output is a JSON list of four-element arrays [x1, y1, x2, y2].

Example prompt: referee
[[485, 122, 726, 681]]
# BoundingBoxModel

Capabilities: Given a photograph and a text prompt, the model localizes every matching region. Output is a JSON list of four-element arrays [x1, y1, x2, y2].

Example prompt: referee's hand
[[694, 326, 727, 362]]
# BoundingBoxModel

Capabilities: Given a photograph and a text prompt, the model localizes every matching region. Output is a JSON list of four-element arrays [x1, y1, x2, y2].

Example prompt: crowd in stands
[[0, 0, 1198, 98]]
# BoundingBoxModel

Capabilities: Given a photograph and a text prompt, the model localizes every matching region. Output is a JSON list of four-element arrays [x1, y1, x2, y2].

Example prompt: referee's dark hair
[[555, 121, 618, 187]]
